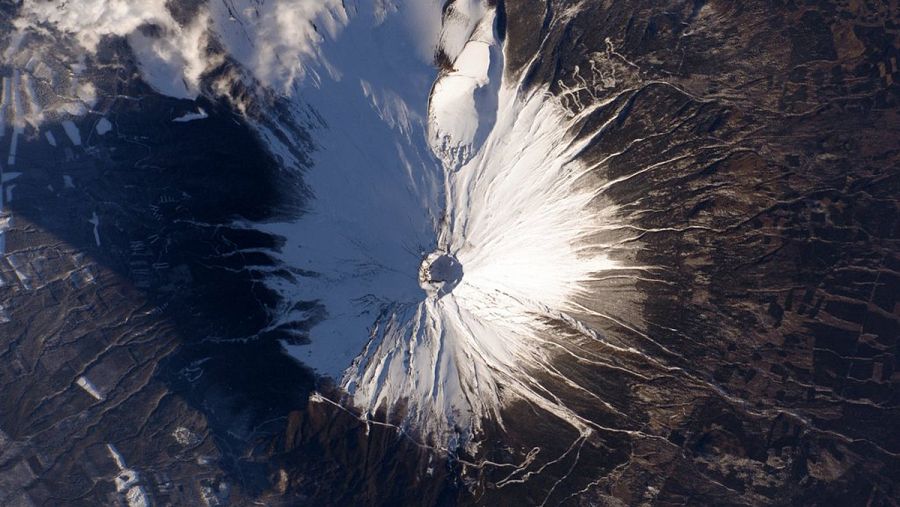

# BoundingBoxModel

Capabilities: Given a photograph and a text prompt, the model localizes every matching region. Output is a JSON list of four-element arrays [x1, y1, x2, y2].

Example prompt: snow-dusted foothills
[[15, 0, 646, 448]]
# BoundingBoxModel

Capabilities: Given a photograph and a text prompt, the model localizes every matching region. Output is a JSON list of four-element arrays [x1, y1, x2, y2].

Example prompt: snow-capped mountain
[[3, 1, 898, 505], [18, 0, 647, 447]]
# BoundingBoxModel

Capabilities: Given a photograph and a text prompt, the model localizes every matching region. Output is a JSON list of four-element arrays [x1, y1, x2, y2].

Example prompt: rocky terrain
[[0, 1, 897, 506]]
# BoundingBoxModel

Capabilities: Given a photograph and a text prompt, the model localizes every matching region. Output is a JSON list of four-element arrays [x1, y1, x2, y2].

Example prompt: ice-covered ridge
[[427, 4, 500, 168]]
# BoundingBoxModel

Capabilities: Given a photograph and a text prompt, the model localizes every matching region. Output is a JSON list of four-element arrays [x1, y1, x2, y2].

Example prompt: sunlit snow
[[261, 2, 633, 445]]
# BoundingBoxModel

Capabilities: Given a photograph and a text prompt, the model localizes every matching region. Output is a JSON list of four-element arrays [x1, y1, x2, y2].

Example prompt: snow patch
[[10, 70, 24, 132], [20, 73, 43, 129], [2, 172, 23, 184], [88, 212, 101, 246], [95, 117, 112, 135], [0, 215, 9, 254], [0, 76, 9, 136], [76, 376, 104, 400], [172, 108, 208, 123], [61, 120, 81, 146], [106, 444, 150, 507]]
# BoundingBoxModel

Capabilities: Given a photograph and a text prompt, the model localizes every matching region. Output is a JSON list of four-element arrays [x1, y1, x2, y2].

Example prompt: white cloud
[[18, 0, 350, 98], [206, 0, 348, 93], [20, 0, 209, 98]]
